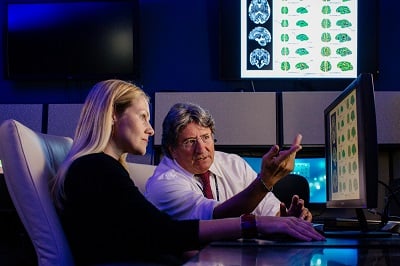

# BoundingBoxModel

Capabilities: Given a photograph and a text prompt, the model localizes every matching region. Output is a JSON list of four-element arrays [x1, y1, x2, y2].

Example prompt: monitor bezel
[[324, 73, 378, 209]]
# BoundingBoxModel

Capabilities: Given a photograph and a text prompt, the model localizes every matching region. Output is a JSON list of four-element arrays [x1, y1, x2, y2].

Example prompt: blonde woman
[[52, 80, 324, 265]]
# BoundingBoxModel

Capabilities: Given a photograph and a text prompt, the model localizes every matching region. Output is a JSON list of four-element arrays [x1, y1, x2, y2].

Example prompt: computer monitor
[[242, 156, 326, 204], [291, 158, 326, 204], [324, 73, 378, 231]]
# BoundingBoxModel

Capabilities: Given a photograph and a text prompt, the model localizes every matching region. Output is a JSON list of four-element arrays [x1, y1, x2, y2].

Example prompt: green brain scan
[[337, 61, 353, 71], [281, 47, 290, 56], [296, 7, 308, 14], [321, 32, 331, 42], [296, 48, 309, 56], [322, 5, 331, 14], [296, 34, 309, 41], [295, 62, 309, 70], [321, 47, 331, 56], [336, 19, 352, 28], [336, 6, 351, 15], [281, 61, 290, 71], [281, 34, 289, 42], [296, 20, 308, 27], [320, 61, 332, 72], [336, 33, 352, 42], [321, 19, 331, 29], [336, 47, 352, 57]]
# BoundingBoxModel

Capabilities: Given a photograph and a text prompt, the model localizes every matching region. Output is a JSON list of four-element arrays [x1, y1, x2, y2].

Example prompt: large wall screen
[[241, 0, 357, 79]]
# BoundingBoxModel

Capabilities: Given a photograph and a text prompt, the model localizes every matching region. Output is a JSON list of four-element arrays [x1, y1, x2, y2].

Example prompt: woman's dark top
[[59, 153, 200, 265]]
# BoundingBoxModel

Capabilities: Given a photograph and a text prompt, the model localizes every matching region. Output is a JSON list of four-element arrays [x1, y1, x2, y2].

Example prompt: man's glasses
[[180, 133, 214, 149]]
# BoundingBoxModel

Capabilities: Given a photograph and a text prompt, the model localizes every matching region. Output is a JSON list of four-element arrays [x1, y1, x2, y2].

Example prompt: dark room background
[[0, 0, 398, 104]]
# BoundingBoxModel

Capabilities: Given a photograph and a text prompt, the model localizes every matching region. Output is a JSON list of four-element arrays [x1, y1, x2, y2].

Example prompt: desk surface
[[185, 236, 400, 265]]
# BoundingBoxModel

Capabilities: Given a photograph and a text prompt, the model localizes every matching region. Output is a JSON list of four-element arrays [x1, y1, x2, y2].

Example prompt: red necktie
[[197, 171, 213, 199]]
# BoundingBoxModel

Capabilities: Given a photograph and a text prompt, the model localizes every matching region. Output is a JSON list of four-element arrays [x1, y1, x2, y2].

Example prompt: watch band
[[240, 213, 257, 239]]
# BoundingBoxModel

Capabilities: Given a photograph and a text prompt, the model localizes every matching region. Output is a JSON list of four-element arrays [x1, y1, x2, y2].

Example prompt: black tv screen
[[6, 1, 139, 80]]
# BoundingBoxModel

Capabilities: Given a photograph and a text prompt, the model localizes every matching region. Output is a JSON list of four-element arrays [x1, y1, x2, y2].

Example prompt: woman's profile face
[[112, 96, 154, 156]]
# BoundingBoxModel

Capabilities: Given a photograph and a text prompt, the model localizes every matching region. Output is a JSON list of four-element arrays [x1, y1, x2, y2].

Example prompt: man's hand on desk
[[279, 195, 313, 222]]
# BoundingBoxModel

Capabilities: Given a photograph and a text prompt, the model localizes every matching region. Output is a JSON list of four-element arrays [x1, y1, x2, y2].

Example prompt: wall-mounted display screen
[[219, 0, 378, 83], [242, 0, 357, 78], [6, 1, 139, 80]]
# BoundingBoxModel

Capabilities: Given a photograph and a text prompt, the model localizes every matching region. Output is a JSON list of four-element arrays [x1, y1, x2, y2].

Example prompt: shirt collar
[[170, 156, 219, 179]]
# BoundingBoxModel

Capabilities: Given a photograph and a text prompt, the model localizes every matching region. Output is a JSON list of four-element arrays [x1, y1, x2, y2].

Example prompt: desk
[[185, 237, 400, 265]]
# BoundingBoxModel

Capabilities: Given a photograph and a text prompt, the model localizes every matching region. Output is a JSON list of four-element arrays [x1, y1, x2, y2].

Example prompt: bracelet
[[258, 174, 273, 192], [240, 213, 257, 239]]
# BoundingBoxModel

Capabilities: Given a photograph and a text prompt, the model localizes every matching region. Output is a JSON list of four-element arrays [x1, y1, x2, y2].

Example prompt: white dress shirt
[[145, 151, 281, 220]]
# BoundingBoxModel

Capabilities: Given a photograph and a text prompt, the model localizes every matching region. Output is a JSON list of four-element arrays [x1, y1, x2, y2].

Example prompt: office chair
[[0, 119, 157, 266], [273, 173, 310, 208], [0, 119, 74, 266]]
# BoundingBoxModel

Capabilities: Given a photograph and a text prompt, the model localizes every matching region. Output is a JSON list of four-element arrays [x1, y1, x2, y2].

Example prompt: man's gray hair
[[161, 102, 215, 158]]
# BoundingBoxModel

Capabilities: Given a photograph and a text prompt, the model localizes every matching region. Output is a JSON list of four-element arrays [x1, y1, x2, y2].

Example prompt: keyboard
[[322, 230, 392, 238], [313, 217, 381, 231], [313, 218, 393, 238]]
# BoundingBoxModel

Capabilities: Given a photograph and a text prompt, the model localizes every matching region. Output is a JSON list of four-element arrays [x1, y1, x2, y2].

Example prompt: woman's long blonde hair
[[51, 79, 148, 209]]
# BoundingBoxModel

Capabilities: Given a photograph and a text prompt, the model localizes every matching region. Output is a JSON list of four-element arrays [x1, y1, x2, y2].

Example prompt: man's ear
[[169, 146, 176, 158]]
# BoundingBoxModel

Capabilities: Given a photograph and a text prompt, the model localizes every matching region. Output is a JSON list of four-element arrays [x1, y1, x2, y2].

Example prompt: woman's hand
[[256, 215, 325, 241], [259, 134, 303, 188]]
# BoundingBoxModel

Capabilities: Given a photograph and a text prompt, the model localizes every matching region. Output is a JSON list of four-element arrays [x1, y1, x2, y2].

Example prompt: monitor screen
[[243, 156, 326, 204], [219, 0, 378, 82], [6, 1, 139, 80], [324, 73, 378, 209]]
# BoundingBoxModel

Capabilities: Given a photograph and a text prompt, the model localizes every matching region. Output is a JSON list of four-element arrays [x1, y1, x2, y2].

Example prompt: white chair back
[[0, 119, 74, 266]]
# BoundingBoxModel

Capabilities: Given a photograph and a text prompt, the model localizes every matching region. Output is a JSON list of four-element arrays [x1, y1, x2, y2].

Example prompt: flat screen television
[[324, 73, 378, 232], [5, 1, 139, 80], [219, 0, 378, 88]]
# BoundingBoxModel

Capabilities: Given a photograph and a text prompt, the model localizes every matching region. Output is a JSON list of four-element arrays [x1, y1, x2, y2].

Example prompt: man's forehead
[[179, 123, 211, 137]]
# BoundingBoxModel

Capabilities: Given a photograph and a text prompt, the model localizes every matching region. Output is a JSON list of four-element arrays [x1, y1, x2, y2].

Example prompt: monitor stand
[[356, 207, 369, 232], [323, 208, 392, 238]]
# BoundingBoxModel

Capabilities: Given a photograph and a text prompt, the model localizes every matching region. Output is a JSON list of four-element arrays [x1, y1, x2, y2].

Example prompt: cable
[[378, 179, 400, 225], [250, 80, 255, 92]]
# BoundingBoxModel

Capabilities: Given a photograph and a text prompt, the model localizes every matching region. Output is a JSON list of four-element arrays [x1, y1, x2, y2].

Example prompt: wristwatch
[[240, 213, 257, 239]]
